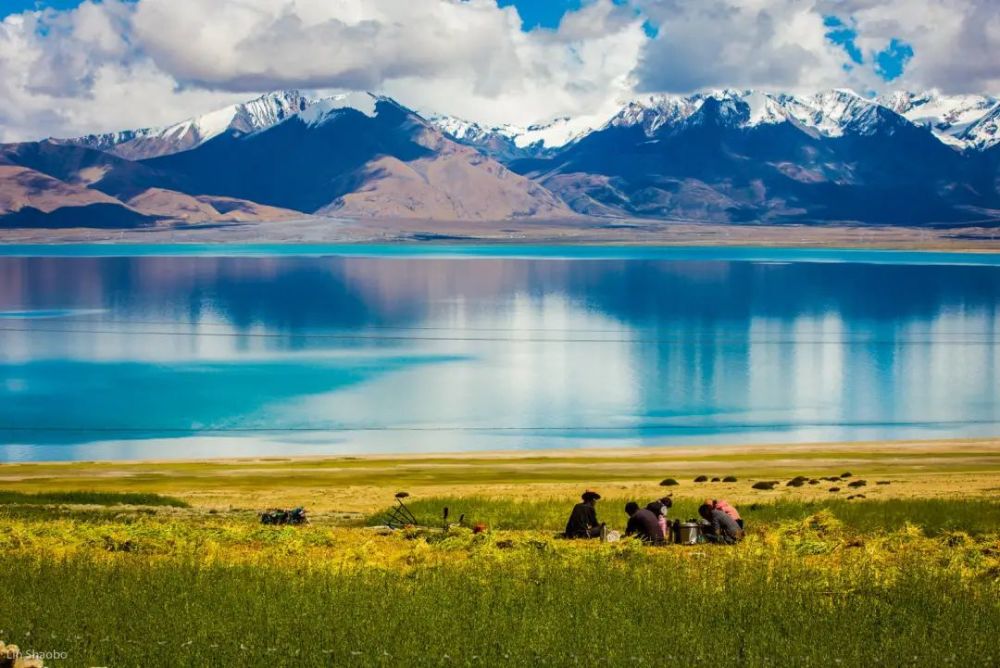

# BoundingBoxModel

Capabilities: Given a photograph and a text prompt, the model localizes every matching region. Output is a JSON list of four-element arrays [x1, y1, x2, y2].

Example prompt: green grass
[[0, 489, 189, 508], [373, 496, 1000, 536], [2, 551, 997, 667]]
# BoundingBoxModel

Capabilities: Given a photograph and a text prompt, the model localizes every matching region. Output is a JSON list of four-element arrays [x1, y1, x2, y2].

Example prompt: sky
[[0, 0, 996, 142]]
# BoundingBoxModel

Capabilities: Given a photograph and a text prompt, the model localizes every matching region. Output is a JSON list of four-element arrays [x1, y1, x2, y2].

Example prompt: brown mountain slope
[[319, 124, 572, 220], [0, 165, 121, 215], [126, 188, 305, 223]]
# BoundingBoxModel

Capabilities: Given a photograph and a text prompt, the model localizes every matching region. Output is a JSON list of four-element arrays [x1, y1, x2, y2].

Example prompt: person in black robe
[[564, 490, 604, 538]]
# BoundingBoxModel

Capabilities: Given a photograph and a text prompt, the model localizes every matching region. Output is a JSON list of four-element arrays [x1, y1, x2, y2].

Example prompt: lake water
[[1, 245, 999, 462]]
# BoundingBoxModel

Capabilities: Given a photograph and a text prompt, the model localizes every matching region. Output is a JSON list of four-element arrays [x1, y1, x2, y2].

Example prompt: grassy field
[[1, 439, 998, 667]]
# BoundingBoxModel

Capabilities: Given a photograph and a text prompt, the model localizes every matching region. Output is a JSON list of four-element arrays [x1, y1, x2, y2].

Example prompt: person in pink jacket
[[646, 496, 672, 540], [707, 498, 743, 530]]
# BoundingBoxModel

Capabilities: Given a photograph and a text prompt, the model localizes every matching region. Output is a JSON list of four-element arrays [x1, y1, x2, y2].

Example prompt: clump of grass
[[829, 487, 841, 493], [0, 490, 189, 508], [877, 481, 892, 486]]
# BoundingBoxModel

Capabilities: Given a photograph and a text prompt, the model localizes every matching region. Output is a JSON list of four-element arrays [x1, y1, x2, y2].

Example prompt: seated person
[[625, 501, 665, 544], [698, 503, 744, 544], [564, 490, 605, 538], [707, 498, 744, 530], [646, 497, 672, 542]]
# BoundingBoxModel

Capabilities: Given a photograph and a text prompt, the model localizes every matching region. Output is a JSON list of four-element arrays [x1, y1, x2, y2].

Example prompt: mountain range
[[2, 88, 999, 231]]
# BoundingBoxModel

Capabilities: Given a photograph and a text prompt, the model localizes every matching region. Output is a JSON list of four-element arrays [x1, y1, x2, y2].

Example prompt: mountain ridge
[[2, 87, 998, 230]]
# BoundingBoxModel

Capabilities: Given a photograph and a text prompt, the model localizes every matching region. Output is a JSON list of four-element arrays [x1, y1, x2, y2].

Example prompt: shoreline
[[1, 217, 999, 252], [3, 436, 998, 467]]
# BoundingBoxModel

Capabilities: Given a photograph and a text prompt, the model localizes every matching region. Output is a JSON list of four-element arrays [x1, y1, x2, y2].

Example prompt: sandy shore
[[2, 216, 1000, 251], [2, 437, 998, 512]]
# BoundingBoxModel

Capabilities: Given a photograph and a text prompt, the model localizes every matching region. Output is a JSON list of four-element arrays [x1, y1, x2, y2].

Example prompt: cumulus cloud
[[634, 0, 1000, 94], [818, 0, 1000, 93], [0, 0, 995, 142], [634, 0, 877, 93], [0, 0, 645, 140]]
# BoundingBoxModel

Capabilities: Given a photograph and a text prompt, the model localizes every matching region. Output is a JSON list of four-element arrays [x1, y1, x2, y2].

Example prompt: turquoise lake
[[1, 245, 998, 461]]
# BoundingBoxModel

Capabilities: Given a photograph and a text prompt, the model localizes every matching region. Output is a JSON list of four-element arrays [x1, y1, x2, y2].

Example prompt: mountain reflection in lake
[[1, 251, 998, 461]]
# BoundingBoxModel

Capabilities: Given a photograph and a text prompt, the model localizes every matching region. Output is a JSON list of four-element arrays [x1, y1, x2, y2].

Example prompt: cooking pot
[[677, 522, 700, 545]]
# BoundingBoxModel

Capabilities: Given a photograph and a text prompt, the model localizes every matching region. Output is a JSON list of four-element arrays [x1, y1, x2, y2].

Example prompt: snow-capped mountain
[[428, 113, 599, 160], [9, 86, 1000, 230], [510, 87, 997, 224], [61, 90, 313, 160], [604, 89, 914, 138], [879, 91, 999, 149]]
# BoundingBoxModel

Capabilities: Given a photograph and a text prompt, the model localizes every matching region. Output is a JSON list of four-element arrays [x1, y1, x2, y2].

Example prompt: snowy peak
[[878, 90, 999, 149], [63, 90, 312, 160], [299, 92, 379, 126], [428, 112, 596, 160], [959, 103, 1000, 150], [605, 89, 955, 141]]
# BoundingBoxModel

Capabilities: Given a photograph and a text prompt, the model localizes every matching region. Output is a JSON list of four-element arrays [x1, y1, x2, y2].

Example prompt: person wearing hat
[[564, 490, 605, 539]]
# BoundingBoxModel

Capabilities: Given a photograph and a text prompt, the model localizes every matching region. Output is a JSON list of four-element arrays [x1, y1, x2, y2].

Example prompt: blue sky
[[3, 0, 80, 14]]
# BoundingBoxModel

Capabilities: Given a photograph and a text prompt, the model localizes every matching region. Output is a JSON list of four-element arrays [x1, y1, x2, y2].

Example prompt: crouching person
[[698, 503, 744, 544], [625, 501, 665, 544], [564, 490, 605, 539]]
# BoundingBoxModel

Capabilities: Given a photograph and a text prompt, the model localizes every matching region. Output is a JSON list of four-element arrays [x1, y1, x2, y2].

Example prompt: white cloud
[[634, 0, 1000, 95], [0, 0, 645, 140], [634, 0, 876, 93], [0, 0, 995, 142], [818, 0, 1000, 94]]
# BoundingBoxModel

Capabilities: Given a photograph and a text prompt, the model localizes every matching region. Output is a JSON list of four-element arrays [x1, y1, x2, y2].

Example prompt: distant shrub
[[808, 479, 820, 485], [848, 480, 868, 489], [840, 472, 853, 478], [752, 481, 778, 491], [829, 487, 841, 493], [694, 476, 709, 483], [711, 477, 721, 483], [0, 490, 188, 508], [876, 481, 891, 486], [723, 476, 738, 483], [660, 479, 679, 487]]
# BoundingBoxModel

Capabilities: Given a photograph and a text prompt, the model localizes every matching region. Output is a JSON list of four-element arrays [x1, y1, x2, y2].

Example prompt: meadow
[[1, 441, 998, 667]]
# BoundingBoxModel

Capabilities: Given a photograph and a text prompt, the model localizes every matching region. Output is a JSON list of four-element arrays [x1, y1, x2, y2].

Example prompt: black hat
[[582, 490, 601, 502]]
